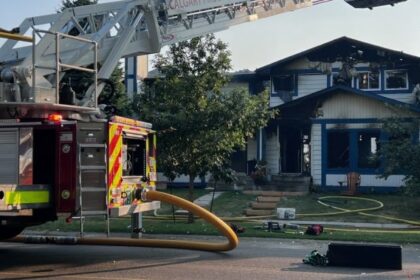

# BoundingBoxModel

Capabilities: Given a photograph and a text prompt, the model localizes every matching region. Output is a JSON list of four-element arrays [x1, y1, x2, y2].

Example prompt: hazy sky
[[0, 0, 419, 71]]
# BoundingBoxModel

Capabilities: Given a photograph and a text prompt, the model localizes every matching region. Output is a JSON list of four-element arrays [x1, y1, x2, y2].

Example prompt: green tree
[[379, 118, 420, 195], [134, 34, 274, 221], [61, 0, 97, 9], [60, 0, 132, 117]]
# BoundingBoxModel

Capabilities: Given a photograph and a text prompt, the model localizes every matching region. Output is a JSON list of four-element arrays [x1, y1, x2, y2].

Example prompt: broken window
[[357, 71, 380, 90], [358, 131, 380, 169], [327, 131, 349, 169], [272, 75, 294, 93], [385, 70, 408, 90], [332, 72, 352, 87]]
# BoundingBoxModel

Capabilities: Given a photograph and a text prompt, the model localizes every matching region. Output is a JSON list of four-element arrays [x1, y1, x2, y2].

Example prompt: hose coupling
[[140, 187, 152, 202]]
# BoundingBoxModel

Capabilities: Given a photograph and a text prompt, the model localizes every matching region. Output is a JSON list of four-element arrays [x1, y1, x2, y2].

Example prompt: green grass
[[27, 190, 420, 244], [277, 193, 420, 224], [211, 191, 257, 217], [151, 188, 209, 215], [30, 218, 420, 244], [149, 189, 256, 217]]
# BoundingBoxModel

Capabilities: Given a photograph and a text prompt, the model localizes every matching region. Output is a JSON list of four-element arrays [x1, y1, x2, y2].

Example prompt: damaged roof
[[256, 37, 420, 75]]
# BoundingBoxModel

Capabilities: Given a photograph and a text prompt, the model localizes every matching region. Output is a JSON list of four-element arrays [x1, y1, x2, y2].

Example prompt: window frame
[[330, 72, 355, 88], [356, 130, 381, 170], [384, 69, 409, 91], [271, 74, 295, 94], [326, 128, 383, 174], [356, 71, 381, 91], [327, 130, 350, 170]]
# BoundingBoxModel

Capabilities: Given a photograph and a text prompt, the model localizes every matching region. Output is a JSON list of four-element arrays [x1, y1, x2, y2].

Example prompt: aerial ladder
[[0, 0, 407, 244]]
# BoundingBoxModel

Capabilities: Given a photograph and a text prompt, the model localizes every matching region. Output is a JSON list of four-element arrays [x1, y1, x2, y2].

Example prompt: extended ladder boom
[[0, 0, 409, 109], [0, 0, 326, 108]]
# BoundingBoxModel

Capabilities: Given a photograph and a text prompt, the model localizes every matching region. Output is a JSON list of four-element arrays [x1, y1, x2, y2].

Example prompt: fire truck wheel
[[0, 226, 24, 240]]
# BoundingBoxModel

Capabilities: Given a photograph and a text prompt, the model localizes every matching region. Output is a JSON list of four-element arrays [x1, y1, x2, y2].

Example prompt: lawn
[[27, 189, 420, 244], [276, 193, 420, 224]]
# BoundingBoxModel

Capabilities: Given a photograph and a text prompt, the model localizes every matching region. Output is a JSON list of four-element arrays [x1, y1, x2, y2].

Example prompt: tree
[[61, 0, 97, 9], [378, 118, 420, 195], [134, 34, 274, 221], [60, 0, 132, 117]]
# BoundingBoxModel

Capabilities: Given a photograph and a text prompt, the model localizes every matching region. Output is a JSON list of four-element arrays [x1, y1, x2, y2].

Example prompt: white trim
[[326, 174, 405, 187]]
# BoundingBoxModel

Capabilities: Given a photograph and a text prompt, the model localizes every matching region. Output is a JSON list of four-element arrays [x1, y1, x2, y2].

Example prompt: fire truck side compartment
[[33, 128, 56, 187], [56, 124, 77, 213], [77, 122, 108, 213], [0, 128, 19, 184]]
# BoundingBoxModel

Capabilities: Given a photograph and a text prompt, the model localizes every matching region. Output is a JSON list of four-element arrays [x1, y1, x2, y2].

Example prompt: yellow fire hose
[[309, 196, 420, 227], [298, 196, 384, 217], [11, 190, 239, 252]]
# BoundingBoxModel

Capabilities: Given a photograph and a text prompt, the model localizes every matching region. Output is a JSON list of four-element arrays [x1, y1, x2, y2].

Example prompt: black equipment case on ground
[[327, 243, 402, 270]]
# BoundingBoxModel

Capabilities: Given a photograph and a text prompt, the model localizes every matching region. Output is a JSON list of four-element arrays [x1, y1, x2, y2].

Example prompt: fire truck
[[0, 0, 406, 241]]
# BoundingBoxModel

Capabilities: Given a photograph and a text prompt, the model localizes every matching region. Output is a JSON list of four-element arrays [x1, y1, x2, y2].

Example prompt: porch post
[[277, 124, 281, 173], [256, 128, 266, 161]]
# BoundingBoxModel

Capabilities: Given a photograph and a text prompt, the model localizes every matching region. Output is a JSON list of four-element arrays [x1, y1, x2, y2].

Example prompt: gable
[[319, 91, 418, 119]]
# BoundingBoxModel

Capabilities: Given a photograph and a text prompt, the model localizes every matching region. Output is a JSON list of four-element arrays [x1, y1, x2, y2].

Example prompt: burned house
[[236, 37, 420, 192]]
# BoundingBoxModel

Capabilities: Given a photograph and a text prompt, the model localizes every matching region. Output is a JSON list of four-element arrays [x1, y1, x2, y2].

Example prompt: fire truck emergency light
[[48, 114, 63, 123]]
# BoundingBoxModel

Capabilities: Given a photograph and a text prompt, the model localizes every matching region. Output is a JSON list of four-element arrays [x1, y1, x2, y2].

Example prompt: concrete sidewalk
[[173, 191, 224, 214], [193, 191, 224, 207]]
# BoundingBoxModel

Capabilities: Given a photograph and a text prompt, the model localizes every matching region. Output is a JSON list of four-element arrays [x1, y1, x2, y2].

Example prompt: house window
[[357, 71, 380, 90], [385, 70, 408, 90], [331, 73, 353, 87], [272, 75, 294, 93], [357, 131, 380, 169], [327, 129, 382, 171], [327, 131, 349, 169]]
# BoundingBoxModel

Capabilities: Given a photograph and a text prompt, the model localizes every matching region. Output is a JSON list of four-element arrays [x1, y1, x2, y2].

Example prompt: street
[[0, 236, 419, 280]]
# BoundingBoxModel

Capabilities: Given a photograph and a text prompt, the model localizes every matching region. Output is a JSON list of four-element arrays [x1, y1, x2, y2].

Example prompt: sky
[[0, 0, 419, 71]]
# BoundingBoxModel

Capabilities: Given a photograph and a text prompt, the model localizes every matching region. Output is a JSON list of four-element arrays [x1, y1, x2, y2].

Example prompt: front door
[[280, 125, 310, 174]]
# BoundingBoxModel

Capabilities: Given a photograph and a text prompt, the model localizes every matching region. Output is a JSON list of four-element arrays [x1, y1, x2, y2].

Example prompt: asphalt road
[[0, 236, 419, 280]]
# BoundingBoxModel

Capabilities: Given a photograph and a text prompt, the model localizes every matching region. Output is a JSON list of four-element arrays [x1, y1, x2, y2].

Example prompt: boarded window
[[327, 131, 349, 169]]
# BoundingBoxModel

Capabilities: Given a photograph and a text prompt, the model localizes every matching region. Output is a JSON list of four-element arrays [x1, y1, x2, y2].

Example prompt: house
[[237, 37, 420, 192]]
